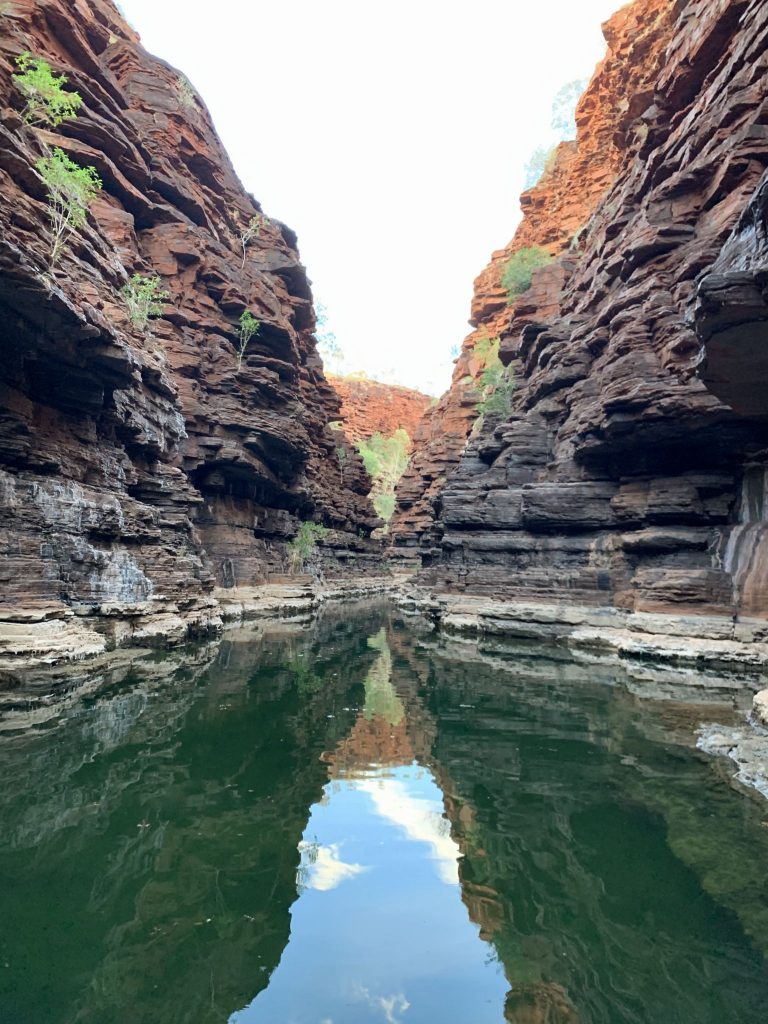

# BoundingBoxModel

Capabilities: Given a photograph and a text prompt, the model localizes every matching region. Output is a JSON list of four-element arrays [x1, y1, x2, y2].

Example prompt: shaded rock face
[[328, 375, 431, 445], [396, 0, 768, 621], [0, 0, 377, 645]]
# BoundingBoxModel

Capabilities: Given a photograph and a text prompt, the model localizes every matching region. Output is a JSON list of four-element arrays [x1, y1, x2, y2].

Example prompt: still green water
[[1, 606, 768, 1024]]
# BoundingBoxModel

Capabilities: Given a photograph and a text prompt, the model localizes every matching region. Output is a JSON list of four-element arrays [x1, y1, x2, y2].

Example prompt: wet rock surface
[[0, 0, 379, 660], [393, 0, 768, 631]]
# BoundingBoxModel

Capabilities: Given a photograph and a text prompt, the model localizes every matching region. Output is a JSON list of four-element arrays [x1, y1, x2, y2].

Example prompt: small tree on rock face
[[502, 246, 552, 302], [472, 335, 515, 425], [287, 521, 327, 574], [240, 214, 265, 267], [14, 53, 83, 127], [176, 75, 196, 109], [121, 274, 170, 331], [36, 148, 101, 266], [236, 310, 260, 370]]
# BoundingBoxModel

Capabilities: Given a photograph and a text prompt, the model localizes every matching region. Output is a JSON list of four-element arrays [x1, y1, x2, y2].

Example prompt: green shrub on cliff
[[36, 148, 101, 266], [287, 522, 327, 574], [176, 75, 196, 109], [14, 53, 83, 127], [121, 274, 170, 331], [502, 246, 552, 302], [236, 310, 260, 370], [473, 336, 515, 421]]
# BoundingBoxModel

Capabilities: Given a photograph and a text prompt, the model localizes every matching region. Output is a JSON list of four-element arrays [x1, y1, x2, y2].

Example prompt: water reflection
[[236, 627, 505, 1023], [0, 607, 767, 1024]]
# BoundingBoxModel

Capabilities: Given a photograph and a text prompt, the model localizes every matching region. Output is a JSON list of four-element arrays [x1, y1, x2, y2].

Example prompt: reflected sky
[[3, 608, 768, 1024], [232, 764, 507, 1024]]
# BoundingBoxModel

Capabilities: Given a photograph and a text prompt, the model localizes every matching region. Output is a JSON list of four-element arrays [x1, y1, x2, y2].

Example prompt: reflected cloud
[[297, 841, 369, 892], [358, 777, 459, 885], [355, 986, 410, 1024]]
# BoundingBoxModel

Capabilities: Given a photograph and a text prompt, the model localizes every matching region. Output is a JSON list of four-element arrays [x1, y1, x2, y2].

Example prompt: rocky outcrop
[[328, 375, 431, 445], [391, 0, 682, 558], [0, 0, 379, 662], [395, 0, 768, 632]]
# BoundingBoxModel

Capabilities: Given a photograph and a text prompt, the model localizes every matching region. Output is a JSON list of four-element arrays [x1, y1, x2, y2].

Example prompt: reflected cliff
[[1, 607, 768, 1023]]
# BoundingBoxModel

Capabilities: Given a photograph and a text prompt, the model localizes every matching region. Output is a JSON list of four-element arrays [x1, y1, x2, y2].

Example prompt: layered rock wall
[[328, 375, 431, 446], [396, 0, 768, 627], [0, 0, 377, 658], [391, 0, 681, 558]]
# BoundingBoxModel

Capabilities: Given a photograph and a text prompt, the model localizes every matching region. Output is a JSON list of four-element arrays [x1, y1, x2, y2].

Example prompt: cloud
[[298, 842, 369, 892], [355, 986, 410, 1024], [358, 778, 459, 885]]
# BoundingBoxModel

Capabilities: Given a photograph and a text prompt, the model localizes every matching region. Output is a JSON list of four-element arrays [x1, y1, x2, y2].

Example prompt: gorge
[[2, 0, 768, 1019]]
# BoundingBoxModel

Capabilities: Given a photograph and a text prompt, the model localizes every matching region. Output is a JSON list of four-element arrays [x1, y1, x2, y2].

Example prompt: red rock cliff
[[0, 0, 377, 660], [328, 376, 431, 445], [391, 0, 683, 557], [398, 0, 768, 624]]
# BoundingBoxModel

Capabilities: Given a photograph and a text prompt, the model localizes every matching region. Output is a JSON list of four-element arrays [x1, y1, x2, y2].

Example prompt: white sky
[[119, 0, 622, 394]]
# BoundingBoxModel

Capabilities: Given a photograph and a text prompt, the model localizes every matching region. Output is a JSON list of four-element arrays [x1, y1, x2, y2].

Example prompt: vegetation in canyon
[[357, 429, 411, 525], [36, 148, 102, 266], [286, 522, 328, 574], [240, 213, 266, 267], [236, 310, 261, 370], [501, 246, 552, 301], [13, 52, 82, 127], [121, 274, 170, 331]]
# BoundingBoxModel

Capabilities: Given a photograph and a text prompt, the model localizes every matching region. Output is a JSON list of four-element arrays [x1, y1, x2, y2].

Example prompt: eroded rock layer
[[396, 0, 768, 624], [0, 0, 377, 656], [328, 375, 431, 445], [391, 0, 681, 557]]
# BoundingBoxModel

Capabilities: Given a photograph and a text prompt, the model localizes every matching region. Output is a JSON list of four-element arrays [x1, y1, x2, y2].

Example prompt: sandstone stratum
[[393, 0, 768, 666], [0, 0, 383, 666]]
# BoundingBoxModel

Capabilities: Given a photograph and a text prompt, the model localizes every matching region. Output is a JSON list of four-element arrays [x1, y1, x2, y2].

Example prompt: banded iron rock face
[[390, 0, 682, 558], [328, 375, 431, 446], [394, 0, 768, 621], [0, 0, 377, 651]]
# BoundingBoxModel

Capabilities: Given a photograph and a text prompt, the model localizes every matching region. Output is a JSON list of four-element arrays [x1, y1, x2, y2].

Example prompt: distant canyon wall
[[328, 375, 431, 446]]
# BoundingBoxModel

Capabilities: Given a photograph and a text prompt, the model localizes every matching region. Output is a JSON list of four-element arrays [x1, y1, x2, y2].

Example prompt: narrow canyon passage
[[3, 0, 768, 1020], [1, 605, 768, 1023]]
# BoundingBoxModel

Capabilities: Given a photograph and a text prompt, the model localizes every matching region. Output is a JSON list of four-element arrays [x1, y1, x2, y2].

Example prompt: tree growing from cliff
[[357, 428, 410, 528], [502, 246, 552, 302], [240, 214, 265, 267], [14, 53, 83, 127], [36, 148, 102, 267], [121, 274, 170, 331], [176, 75, 196, 109], [236, 310, 260, 370], [472, 336, 515, 422], [550, 79, 587, 140], [522, 78, 587, 189], [287, 522, 327, 574]]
